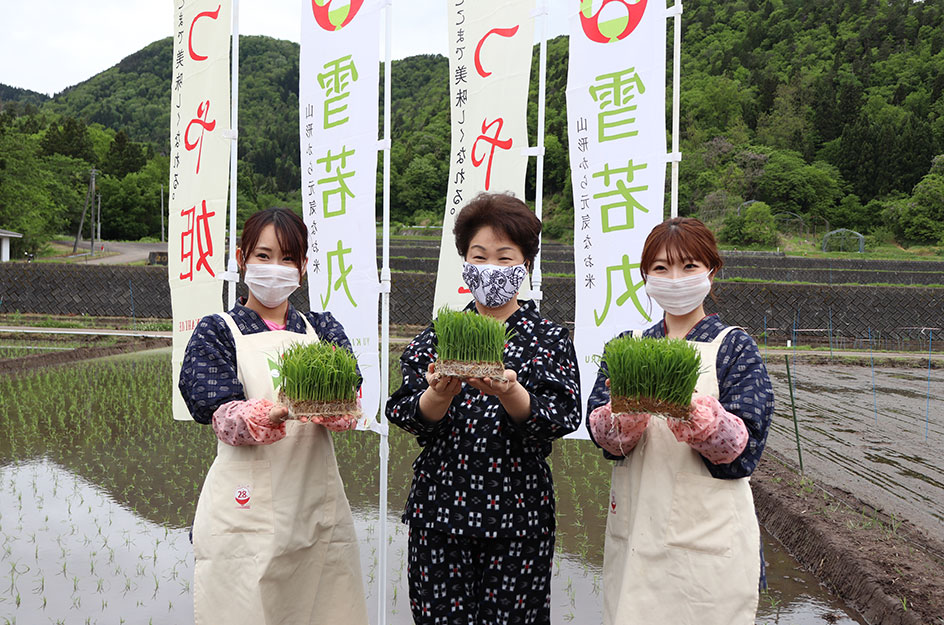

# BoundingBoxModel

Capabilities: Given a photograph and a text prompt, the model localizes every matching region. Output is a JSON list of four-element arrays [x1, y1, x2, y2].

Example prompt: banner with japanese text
[[169, 0, 232, 421], [567, 1, 668, 437], [300, 0, 381, 429], [433, 0, 535, 313]]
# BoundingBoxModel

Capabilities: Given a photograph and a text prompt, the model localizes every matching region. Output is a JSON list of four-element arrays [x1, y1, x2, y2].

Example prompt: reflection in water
[[0, 353, 865, 624]]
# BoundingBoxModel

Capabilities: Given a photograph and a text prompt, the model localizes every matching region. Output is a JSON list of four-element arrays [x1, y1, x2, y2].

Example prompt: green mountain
[[1, 0, 943, 254]]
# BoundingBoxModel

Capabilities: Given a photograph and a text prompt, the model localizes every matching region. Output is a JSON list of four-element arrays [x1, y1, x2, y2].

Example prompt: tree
[[40, 116, 94, 162], [103, 129, 146, 178]]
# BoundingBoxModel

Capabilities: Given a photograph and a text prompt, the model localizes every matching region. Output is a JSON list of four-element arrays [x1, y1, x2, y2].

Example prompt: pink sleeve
[[670, 395, 748, 464], [589, 403, 650, 457], [212, 399, 287, 446]]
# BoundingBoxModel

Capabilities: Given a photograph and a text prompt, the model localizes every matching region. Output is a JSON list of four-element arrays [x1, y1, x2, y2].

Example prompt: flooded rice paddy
[[0, 351, 870, 624], [764, 356, 943, 535]]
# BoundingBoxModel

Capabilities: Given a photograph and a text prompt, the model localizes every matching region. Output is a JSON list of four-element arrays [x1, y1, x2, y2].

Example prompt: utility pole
[[90, 194, 97, 254], [160, 184, 165, 243], [97, 194, 102, 243], [73, 167, 98, 254]]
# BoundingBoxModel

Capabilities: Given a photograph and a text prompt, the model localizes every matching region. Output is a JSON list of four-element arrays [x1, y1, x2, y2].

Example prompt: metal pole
[[869, 327, 878, 425], [226, 0, 241, 310], [89, 170, 97, 253], [531, 0, 548, 312], [784, 355, 804, 474], [161, 184, 165, 243], [378, 4, 393, 624], [927, 329, 933, 441], [73, 168, 96, 254], [670, 2, 683, 218]]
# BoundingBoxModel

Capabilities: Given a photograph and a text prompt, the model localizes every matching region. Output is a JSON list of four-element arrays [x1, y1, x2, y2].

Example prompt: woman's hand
[[426, 362, 463, 398], [588, 401, 650, 456], [467, 369, 531, 421], [465, 369, 518, 398], [418, 363, 463, 423], [267, 404, 290, 425]]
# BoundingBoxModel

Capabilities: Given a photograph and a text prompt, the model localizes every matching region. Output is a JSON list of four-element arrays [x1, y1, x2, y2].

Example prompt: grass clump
[[433, 307, 512, 378], [604, 336, 702, 420], [277, 341, 361, 417]]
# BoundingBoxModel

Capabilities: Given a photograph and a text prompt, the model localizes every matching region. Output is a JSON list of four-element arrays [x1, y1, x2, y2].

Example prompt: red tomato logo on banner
[[580, 0, 647, 43], [311, 0, 363, 31]]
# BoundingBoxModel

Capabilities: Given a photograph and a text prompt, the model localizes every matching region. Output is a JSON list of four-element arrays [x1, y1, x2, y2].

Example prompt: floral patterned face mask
[[461, 262, 528, 308]]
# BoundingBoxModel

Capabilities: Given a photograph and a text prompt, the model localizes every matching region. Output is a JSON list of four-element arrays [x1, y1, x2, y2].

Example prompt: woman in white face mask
[[178, 207, 368, 625], [385, 192, 581, 625], [586, 217, 774, 625]]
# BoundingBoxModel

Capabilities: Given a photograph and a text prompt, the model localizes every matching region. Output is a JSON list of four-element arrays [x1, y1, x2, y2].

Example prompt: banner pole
[[530, 0, 548, 311], [226, 0, 240, 309], [378, 3, 393, 624], [670, 2, 683, 218]]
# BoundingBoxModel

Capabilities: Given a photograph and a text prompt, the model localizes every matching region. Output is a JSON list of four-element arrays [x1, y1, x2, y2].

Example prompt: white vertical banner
[[300, 0, 381, 430], [433, 0, 536, 313], [169, 0, 232, 421], [567, 0, 669, 436]]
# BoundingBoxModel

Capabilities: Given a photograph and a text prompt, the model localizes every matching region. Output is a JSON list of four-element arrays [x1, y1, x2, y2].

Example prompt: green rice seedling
[[276, 341, 362, 418], [432, 307, 512, 379], [604, 335, 702, 420]]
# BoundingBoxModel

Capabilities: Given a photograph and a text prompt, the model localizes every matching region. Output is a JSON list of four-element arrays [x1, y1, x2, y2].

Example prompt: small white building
[[0, 229, 23, 262]]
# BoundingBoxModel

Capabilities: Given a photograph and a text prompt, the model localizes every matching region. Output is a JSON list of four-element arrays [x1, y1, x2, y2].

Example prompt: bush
[[719, 201, 778, 247]]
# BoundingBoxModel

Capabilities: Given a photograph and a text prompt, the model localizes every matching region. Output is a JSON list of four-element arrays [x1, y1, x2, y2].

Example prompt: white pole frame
[[377, 2, 393, 624], [526, 0, 548, 310], [669, 1, 683, 218], [224, 0, 241, 308]]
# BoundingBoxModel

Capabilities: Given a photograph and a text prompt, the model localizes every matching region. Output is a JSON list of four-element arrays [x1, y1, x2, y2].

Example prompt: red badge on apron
[[235, 486, 252, 509], [610, 494, 617, 514]]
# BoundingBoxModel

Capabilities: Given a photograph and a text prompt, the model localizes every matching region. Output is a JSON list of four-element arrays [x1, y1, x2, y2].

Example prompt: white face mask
[[462, 262, 528, 308], [244, 263, 300, 309], [644, 271, 712, 316]]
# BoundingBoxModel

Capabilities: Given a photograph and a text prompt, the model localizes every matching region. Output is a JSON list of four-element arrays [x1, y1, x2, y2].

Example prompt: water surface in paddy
[[0, 352, 867, 624]]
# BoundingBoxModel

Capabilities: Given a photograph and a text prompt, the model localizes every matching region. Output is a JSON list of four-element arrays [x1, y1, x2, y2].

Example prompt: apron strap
[[711, 325, 739, 346], [217, 311, 243, 339], [296, 312, 320, 339]]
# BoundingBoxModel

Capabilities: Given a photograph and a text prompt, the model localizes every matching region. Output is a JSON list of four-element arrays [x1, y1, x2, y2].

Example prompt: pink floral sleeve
[[667, 394, 748, 464], [212, 399, 287, 446], [588, 403, 651, 457]]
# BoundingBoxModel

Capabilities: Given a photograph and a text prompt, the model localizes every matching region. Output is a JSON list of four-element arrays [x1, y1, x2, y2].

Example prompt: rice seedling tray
[[276, 340, 361, 421], [605, 335, 702, 422], [433, 359, 506, 380], [432, 307, 512, 381], [277, 391, 360, 420]]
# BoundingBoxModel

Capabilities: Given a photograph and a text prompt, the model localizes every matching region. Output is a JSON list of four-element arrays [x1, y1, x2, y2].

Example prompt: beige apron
[[192, 312, 367, 625], [602, 326, 759, 625]]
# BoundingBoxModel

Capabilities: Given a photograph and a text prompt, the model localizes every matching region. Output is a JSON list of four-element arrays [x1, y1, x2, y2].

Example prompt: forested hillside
[[1, 0, 942, 254]]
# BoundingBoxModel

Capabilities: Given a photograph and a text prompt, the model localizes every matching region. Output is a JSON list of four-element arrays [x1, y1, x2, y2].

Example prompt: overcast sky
[[0, 1, 570, 97]]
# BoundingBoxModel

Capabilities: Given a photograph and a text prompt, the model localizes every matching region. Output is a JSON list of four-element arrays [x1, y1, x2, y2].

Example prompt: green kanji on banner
[[318, 55, 358, 129], [589, 67, 646, 142], [321, 239, 357, 309], [594, 254, 650, 326], [316, 146, 356, 218], [593, 160, 649, 232]]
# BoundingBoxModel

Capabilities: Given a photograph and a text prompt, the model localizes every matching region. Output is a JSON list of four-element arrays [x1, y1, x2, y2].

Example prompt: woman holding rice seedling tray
[[179, 207, 367, 625], [386, 192, 581, 625], [586, 217, 774, 625]]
